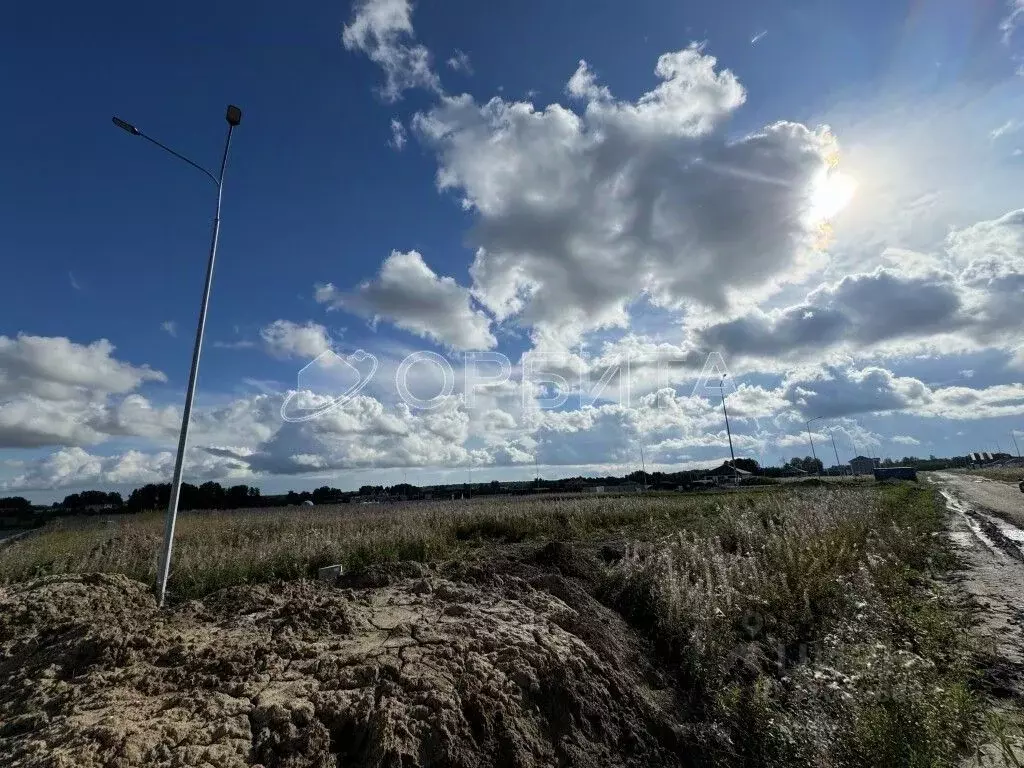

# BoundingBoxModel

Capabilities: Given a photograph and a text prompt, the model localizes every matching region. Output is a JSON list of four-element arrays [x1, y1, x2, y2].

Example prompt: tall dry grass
[[0, 491, 724, 598], [602, 484, 978, 766]]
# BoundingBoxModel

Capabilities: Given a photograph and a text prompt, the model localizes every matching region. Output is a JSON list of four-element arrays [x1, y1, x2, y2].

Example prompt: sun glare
[[809, 170, 857, 222]]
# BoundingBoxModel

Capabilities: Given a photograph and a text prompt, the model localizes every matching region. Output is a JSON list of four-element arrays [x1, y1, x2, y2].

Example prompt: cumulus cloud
[[316, 250, 496, 351], [0, 335, 168, 449], [413, 46, 839, 342], [259, 320, 334, 360], [782, 364, 931, 419], [690, 206, 1024, 365], [0, 334, 164, 400], [781, 362, 1024, 420], [696, 266, 964, 360], [3, 447, 250, 491], [342, 0, 440, 101]]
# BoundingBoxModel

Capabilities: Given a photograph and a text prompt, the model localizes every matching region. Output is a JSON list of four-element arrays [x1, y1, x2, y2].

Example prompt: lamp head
[[112, 117, 140, 136]]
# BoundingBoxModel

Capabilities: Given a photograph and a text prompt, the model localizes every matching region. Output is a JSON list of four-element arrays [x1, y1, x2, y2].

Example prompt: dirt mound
[[0, 562, 712, 767]]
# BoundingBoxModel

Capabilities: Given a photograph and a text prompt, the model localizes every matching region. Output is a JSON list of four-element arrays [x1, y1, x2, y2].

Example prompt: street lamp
[[113, 105, 242, 608], [828, 427, 843, 475], [720, 374, 738, 484], [806, 416, 824, 476]]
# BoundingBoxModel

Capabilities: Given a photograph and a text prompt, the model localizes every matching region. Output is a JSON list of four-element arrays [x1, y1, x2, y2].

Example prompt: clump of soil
[[0, 554, 714, 767]]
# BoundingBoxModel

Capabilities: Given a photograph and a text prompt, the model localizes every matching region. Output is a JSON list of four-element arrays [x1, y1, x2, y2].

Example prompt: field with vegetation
[[0, 484, 1019, 766], [963, 466, 1024, 483]]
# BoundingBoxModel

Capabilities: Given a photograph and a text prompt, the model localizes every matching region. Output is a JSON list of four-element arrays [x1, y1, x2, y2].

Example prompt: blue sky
[[2, 0, 1024, 500]]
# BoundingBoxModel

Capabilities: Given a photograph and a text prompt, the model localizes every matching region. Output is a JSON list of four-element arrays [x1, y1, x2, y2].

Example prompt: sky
[[2, 0, 1024, 501]]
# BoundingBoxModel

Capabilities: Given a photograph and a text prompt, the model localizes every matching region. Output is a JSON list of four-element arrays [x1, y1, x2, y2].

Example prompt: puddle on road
[[940, 488, 1024, 560]]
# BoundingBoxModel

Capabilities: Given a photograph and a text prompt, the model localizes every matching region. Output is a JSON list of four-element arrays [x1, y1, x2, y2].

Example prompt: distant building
[[850, 456, 881, 476]]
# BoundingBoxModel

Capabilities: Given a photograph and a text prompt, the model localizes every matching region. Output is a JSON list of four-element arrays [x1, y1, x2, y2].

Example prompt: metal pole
[[829, 429, 842, 474], [721, 389, 737, 483], [155, 122, 235, 608], [639, 439, 646, 489], [1011, 431, 1021, 459], [806, 420, 820, 475]]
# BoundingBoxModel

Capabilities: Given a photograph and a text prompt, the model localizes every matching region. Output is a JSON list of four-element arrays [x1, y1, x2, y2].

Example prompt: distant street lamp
[[720, 375, 738, 484], [113, 105, 242, 608], [806, 416, 824, 475], [828, 427, 843, 475]]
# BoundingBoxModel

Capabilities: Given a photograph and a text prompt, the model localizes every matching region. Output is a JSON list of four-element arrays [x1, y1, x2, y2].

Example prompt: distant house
[[850, 456, 881, 476]]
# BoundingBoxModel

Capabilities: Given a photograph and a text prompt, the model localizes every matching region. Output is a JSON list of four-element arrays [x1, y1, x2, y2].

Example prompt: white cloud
[[161, 320, 177, 338], [413, 45, 838, 343], [690, 207, 1024, 366], [1001, 0, 1024, 43], [3, 447, 250, 491], [695, 265, 964, 361], [891, 435, 920, 446], [0, 334, 164, 400], [750, 30, 768, 45], [0, 334, 170, 449], [388, 117, 407, 150], [781, 362, 1024, 421], [342, 0, 440, 101], [446, 49, 472, 74], [316, 250, 496, 350], [259, 320, 334, 360], [990, 119, 1019, 140]]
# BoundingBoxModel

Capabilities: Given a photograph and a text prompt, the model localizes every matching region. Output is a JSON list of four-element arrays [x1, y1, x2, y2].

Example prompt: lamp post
[[806, 416, 823, 476], [113, 105, 242, 607], [720, 375, 738, 484], [828, 428, 843, 475]]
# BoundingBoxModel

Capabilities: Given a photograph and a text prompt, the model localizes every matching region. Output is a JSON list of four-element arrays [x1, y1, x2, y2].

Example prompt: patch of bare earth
[[0, 553, 715, 768], [931, 473, 1024, 764]]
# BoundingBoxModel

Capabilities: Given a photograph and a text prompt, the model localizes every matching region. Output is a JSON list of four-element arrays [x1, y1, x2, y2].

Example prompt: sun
[[809, 170, 857, 222]]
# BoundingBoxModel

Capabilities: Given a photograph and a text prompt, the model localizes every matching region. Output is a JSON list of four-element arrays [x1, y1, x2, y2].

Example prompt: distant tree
[[127, 484, 170, 513], [312, 486, 346, 505], [221, 484, 257, 508], [733, 458, 760, 474], [0, 496, 32, 512]]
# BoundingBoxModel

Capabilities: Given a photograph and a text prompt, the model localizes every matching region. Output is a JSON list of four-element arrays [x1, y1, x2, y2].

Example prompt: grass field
[[0, 491, 731, 599], [0, 483, 1011, 765], [963, 467, 1024, 483]]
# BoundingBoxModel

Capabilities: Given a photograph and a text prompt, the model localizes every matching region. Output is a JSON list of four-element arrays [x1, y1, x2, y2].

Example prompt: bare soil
[[0, 548, 717, 768], [930, 473, 1024, 764]]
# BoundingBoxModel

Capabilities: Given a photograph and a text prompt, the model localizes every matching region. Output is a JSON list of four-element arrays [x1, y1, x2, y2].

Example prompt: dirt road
[[934, 472, 1024, 529], [930, 472, 1024, 673]]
